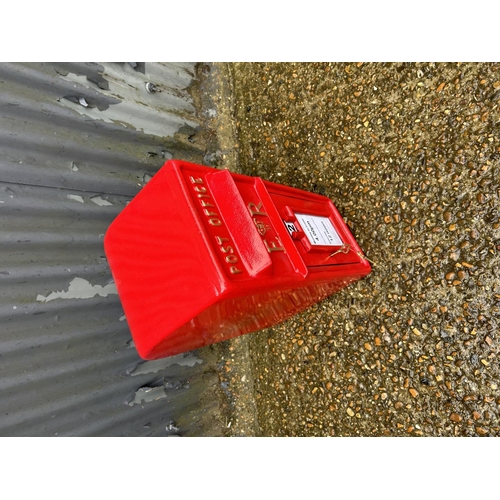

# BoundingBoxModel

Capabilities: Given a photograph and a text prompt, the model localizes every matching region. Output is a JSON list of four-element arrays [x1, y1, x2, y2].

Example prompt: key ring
[[328, 243, 351, 259]]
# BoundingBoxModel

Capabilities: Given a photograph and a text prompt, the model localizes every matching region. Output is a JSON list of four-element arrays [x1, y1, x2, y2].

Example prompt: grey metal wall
[[0, 62, 222, 436]]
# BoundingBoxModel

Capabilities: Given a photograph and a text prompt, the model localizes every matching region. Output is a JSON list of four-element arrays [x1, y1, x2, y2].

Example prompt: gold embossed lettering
[[215, 236, 229, 244], [189, 176, 204, 184], [200, 200, 214, 207], [230, 266, 242, 274], [220, 245, 234, 254], [194, 185, 207, 193], [248, 201, 267, 217], [203, 209, 218, 217], [197, 193, 210, 199], [264, 237, 285, 253], [208, 218, 222, 226], [225, 254, 238, 264]]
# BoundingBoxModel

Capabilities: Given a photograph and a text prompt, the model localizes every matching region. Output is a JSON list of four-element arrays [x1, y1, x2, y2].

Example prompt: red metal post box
[[104, 160, 371, 359]]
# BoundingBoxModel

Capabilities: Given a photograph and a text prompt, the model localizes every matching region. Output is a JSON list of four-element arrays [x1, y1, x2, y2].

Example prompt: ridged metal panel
[[0, 62, 221, 436]]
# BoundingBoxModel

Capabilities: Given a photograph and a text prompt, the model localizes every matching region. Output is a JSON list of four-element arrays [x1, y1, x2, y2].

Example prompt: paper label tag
[[295, 213, 342, 246]]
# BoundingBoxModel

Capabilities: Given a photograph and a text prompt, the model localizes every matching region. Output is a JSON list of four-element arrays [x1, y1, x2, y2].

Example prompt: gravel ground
[[199, 62, 500, 436]]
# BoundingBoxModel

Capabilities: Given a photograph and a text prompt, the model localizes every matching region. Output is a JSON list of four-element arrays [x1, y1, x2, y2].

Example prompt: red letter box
[[104, 160, 371, 359]]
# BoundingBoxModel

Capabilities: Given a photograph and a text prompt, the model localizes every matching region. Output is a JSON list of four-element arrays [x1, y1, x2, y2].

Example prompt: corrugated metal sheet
[[0, 62, 223, 436]]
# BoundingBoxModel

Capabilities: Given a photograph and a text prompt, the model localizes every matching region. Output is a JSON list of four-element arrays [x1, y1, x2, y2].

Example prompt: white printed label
[[295, 213, 342, 247]]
